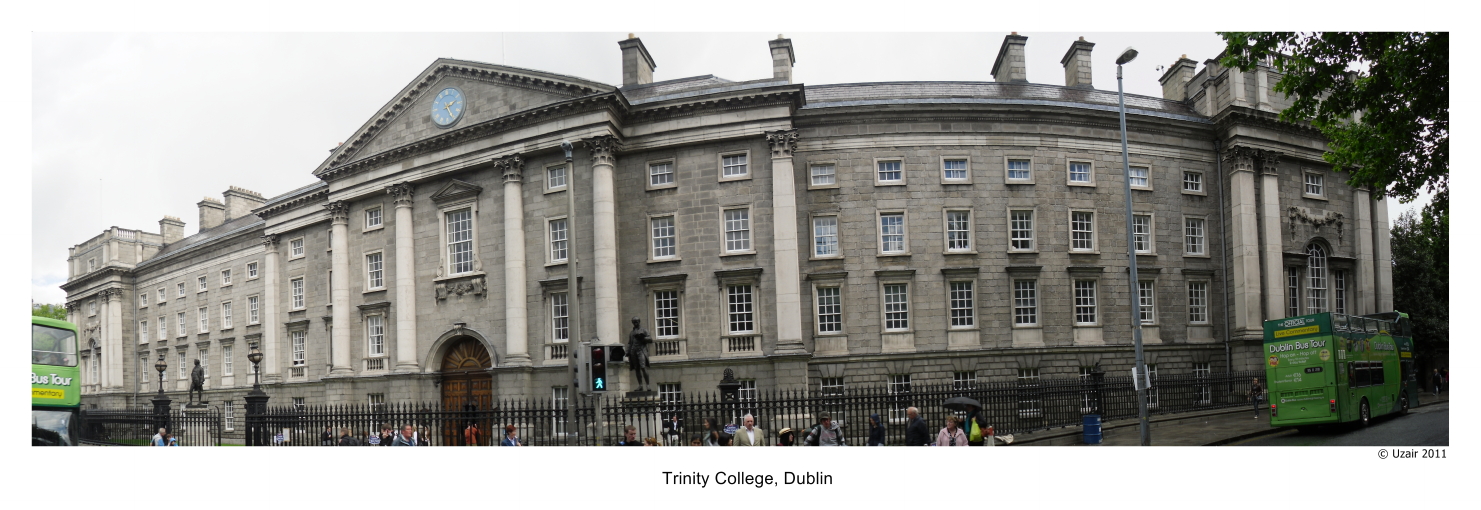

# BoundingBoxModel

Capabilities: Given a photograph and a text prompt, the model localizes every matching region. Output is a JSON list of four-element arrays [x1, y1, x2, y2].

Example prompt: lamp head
[[154, 354, 167, 374], [560, 141, 573, 160], [1116, 47, 1139, 66], [248, 343, 264, 365]]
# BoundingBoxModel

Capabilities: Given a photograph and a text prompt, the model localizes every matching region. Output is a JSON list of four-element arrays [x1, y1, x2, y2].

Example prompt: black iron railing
[[79, 407, 223, 446]]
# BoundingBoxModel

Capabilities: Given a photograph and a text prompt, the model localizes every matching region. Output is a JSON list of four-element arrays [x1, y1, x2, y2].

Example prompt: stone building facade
[[63, 34, 1393, 420]]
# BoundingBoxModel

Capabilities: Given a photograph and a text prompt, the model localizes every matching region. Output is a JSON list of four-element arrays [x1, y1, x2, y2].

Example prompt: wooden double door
[[440, 338, 492, 445]]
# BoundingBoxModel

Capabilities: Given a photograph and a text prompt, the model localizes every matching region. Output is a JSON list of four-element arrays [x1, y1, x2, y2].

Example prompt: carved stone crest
[[1288, 206, 1344, 243], [435, 276, 487, 301]]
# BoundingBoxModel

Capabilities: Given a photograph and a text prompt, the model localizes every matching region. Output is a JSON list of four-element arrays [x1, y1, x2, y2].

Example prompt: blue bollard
[[1083, 414, 1102, 445]]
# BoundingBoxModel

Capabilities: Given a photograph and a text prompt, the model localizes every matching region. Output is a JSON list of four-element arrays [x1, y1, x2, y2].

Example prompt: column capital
[[583, 135, 620, 167], [1222, 145, 1258, 173], [496, 155, 525, 184], [386, 182, 415, 207], [766, 128, 799, 158], [325, 201, 350, 225], [1257, 149, 1281, 175], [261, 234, 279, 249], [98, 288, 121, 302]]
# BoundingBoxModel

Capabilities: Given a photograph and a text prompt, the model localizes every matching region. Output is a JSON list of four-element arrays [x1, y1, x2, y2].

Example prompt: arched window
[[1307, 244, 1328, 312]]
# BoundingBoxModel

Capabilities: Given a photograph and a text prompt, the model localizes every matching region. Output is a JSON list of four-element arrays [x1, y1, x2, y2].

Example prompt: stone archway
[[440, 337, 492, 445]]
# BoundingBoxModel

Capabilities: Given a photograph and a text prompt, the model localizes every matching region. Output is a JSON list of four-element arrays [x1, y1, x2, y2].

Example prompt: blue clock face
[[431, 87, 465, 127]]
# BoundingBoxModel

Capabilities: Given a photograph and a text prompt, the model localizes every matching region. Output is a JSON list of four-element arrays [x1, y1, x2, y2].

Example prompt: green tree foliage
[[1389, 202, 1447, 360], [32, 303, 68, 320], [1219, 32, 1448, 213]]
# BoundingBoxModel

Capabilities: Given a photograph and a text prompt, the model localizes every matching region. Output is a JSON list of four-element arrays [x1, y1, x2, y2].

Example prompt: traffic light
[[589, 346, 607, 392]]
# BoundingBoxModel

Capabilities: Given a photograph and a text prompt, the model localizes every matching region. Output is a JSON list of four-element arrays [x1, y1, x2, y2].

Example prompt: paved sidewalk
[[1011, 391, 1447, 446]]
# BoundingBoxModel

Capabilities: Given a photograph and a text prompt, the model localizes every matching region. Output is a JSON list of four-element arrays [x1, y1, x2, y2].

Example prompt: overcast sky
[[29, 32, 1426, 304]]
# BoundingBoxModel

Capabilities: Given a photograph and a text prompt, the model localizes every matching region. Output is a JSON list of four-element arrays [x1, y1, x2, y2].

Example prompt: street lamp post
[[151, 354, 171, 434], [244, 343, 269, 446], [1116, 46, 1152, 446], [562, 141, 583, 446]]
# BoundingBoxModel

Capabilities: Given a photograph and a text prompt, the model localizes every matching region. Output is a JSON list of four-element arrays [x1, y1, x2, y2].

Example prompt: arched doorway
[[440, 337, 492, 445]]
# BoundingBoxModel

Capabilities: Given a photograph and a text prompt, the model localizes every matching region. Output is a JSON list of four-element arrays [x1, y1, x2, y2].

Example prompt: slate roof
[[802, 81, 1207, 122], [138, 214, 264, 269]]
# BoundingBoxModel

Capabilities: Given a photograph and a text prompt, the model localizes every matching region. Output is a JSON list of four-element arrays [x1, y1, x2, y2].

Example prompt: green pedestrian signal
[[590, 346, 607, 392]]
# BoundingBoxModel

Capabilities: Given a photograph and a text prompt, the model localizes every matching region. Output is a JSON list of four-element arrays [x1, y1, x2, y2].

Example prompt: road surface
[[1232, 403, 1447, 446]]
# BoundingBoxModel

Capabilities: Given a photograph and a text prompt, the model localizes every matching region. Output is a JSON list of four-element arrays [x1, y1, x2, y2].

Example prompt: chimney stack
[[223, 186, 265, 221], [618, 34, 656, 87], [159, 216, 185, 245], [1060, 36, 1095, 89], [1158, 54, 1199, 101], [197, 196, 225, 233], [992, 32, 1029, 83], [769, 35, 795, 83]]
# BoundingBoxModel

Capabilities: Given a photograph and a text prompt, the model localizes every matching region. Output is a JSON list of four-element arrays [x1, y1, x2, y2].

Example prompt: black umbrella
[[943, 396, 981, 412]]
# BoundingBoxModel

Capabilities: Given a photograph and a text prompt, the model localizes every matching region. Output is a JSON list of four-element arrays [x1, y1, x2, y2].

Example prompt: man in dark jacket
[[904, 407, 930, 446], [337, 428, 361, 446], [867, 414, 886, 446]]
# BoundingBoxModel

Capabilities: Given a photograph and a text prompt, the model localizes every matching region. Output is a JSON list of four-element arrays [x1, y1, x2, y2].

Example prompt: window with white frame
[[1129, 166, 1150, 188], [224, 401, 235, 431], [547, 164, 567, 190], [247, 296, 259, 325], [140, 293, 149, 308], [1183, 171, 1203, 192], [368, 393, 385, 413], [158, 288, 166, 303], [289, 238, 304, 258], [221, 302, 233, 329], [1010, 210, 1034, 251], [738, 379, 757, 415], [158, 316, 166, 340], [88, 258, 96, 272], [654, 290, 679, 339], [1013, 280, 1038, 326], [178, 352, 187, 379], [1335, 270, 1347, 314], [723, 208, 751, 253], [953, 371, 977, 390], [650, 216, 676, 259], [942, 158, 968, 181], [548, 218, 568, 263], [815, 287, 842, 334], [550, 292, 569, 343], [1193, 362, 1211, 404], [89, 301, 96, 316], [177, 312, 186, 336], [727, 285, 754, 334], [1188, 282, 1209, 324], [1079, 367, 1095, 411], [291, 278, 304, 310], [290, 331, 306, 366], [92, 354, 100, 385], [222, 269, 232, 286], [365, 252, 384, 289], [810, 164, 835, 187], [949, 281, 975, 328], [883, 283, 910, 331], [1138, 281, 1156, 325], [649, 161, 674, 187], [1287, 267, 1301, 317], [1071, 211, 1095, 251], [879, 212, 906, 254], [1074, 280, 1098, 324], [293, 397, 305, 412], [812, 216, 839, 257], [1017, 369, 1042, 417], [1307, 244, 1328, 312], [721, 153, 748, 179], [945, 210, 972, 252], [446, 208, 474, 275], [198, 349, 208, 379], [1132, 214, 1153, 254], [1068, 161, 1092, 184], [177, 282, 185, 297], [1007, 159, 1032, 181], [552, 387, 569, 435], [1304, 172, 1324, 197], [821, 377, 844, 396], [877, 160, 903, 184], [223, 346, 233, 376], [139, 320, 148, 340], [365, 207, 383, 229], [888, 374, 911, 422], [659, 384, 683, 416], [367, 315, 385, 358], [198, 276, 207, 292], [140, 356, 150, 383], [1185, 218, 1206, 255], [198, 307, 208, 333]]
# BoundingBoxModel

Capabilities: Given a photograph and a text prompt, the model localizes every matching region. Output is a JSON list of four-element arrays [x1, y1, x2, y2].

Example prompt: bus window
[[1355, 362, 1372, 387], [1372, 361, 1385, 385], [32, 324, 78, 367]]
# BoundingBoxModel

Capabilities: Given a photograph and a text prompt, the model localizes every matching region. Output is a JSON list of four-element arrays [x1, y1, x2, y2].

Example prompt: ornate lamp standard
[[244, 343, 269, 446], [151, 354, 171, 433], [1115, 46, 1152, 446]]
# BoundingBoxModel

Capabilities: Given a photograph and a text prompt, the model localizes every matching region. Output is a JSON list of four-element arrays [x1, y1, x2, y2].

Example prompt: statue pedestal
[[181, 404, 213, 446], [625, 390, 656, 399]]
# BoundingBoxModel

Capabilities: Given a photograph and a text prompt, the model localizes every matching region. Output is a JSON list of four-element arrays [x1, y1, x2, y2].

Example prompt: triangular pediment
[[430, 179, 483, 205], [315, 59, 614, 177]]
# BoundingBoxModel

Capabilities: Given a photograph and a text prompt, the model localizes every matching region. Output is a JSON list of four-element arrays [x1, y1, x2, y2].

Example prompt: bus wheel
[[1359, 399, 1371, 427]]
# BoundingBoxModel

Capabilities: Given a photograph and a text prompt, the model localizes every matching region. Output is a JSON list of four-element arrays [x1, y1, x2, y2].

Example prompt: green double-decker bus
[[1263, 311, 1417, 429], [32, 316, 81, 446]]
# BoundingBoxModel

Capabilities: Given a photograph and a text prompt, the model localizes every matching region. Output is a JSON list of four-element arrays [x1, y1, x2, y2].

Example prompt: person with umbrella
[[944, 396, 995, 447]]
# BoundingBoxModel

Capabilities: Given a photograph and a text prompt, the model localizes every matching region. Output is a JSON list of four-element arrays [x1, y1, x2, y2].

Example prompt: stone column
[[326, 201, 353, 376], [386, 183, 420, 372], [584, 136, 621, 344], [1256, 66, 1274, 111], [1259, 151, 1286, 320], [1353, 188, 1375, 314], [500, 156, 532, 366], [766, 129, 806, 354], [104, 288, 123, 389], [260, 235, 281, 382], [1231, 66, 1249, 107], [1225, 147, 1263, 334], [1373, 197, 1393, 312]]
